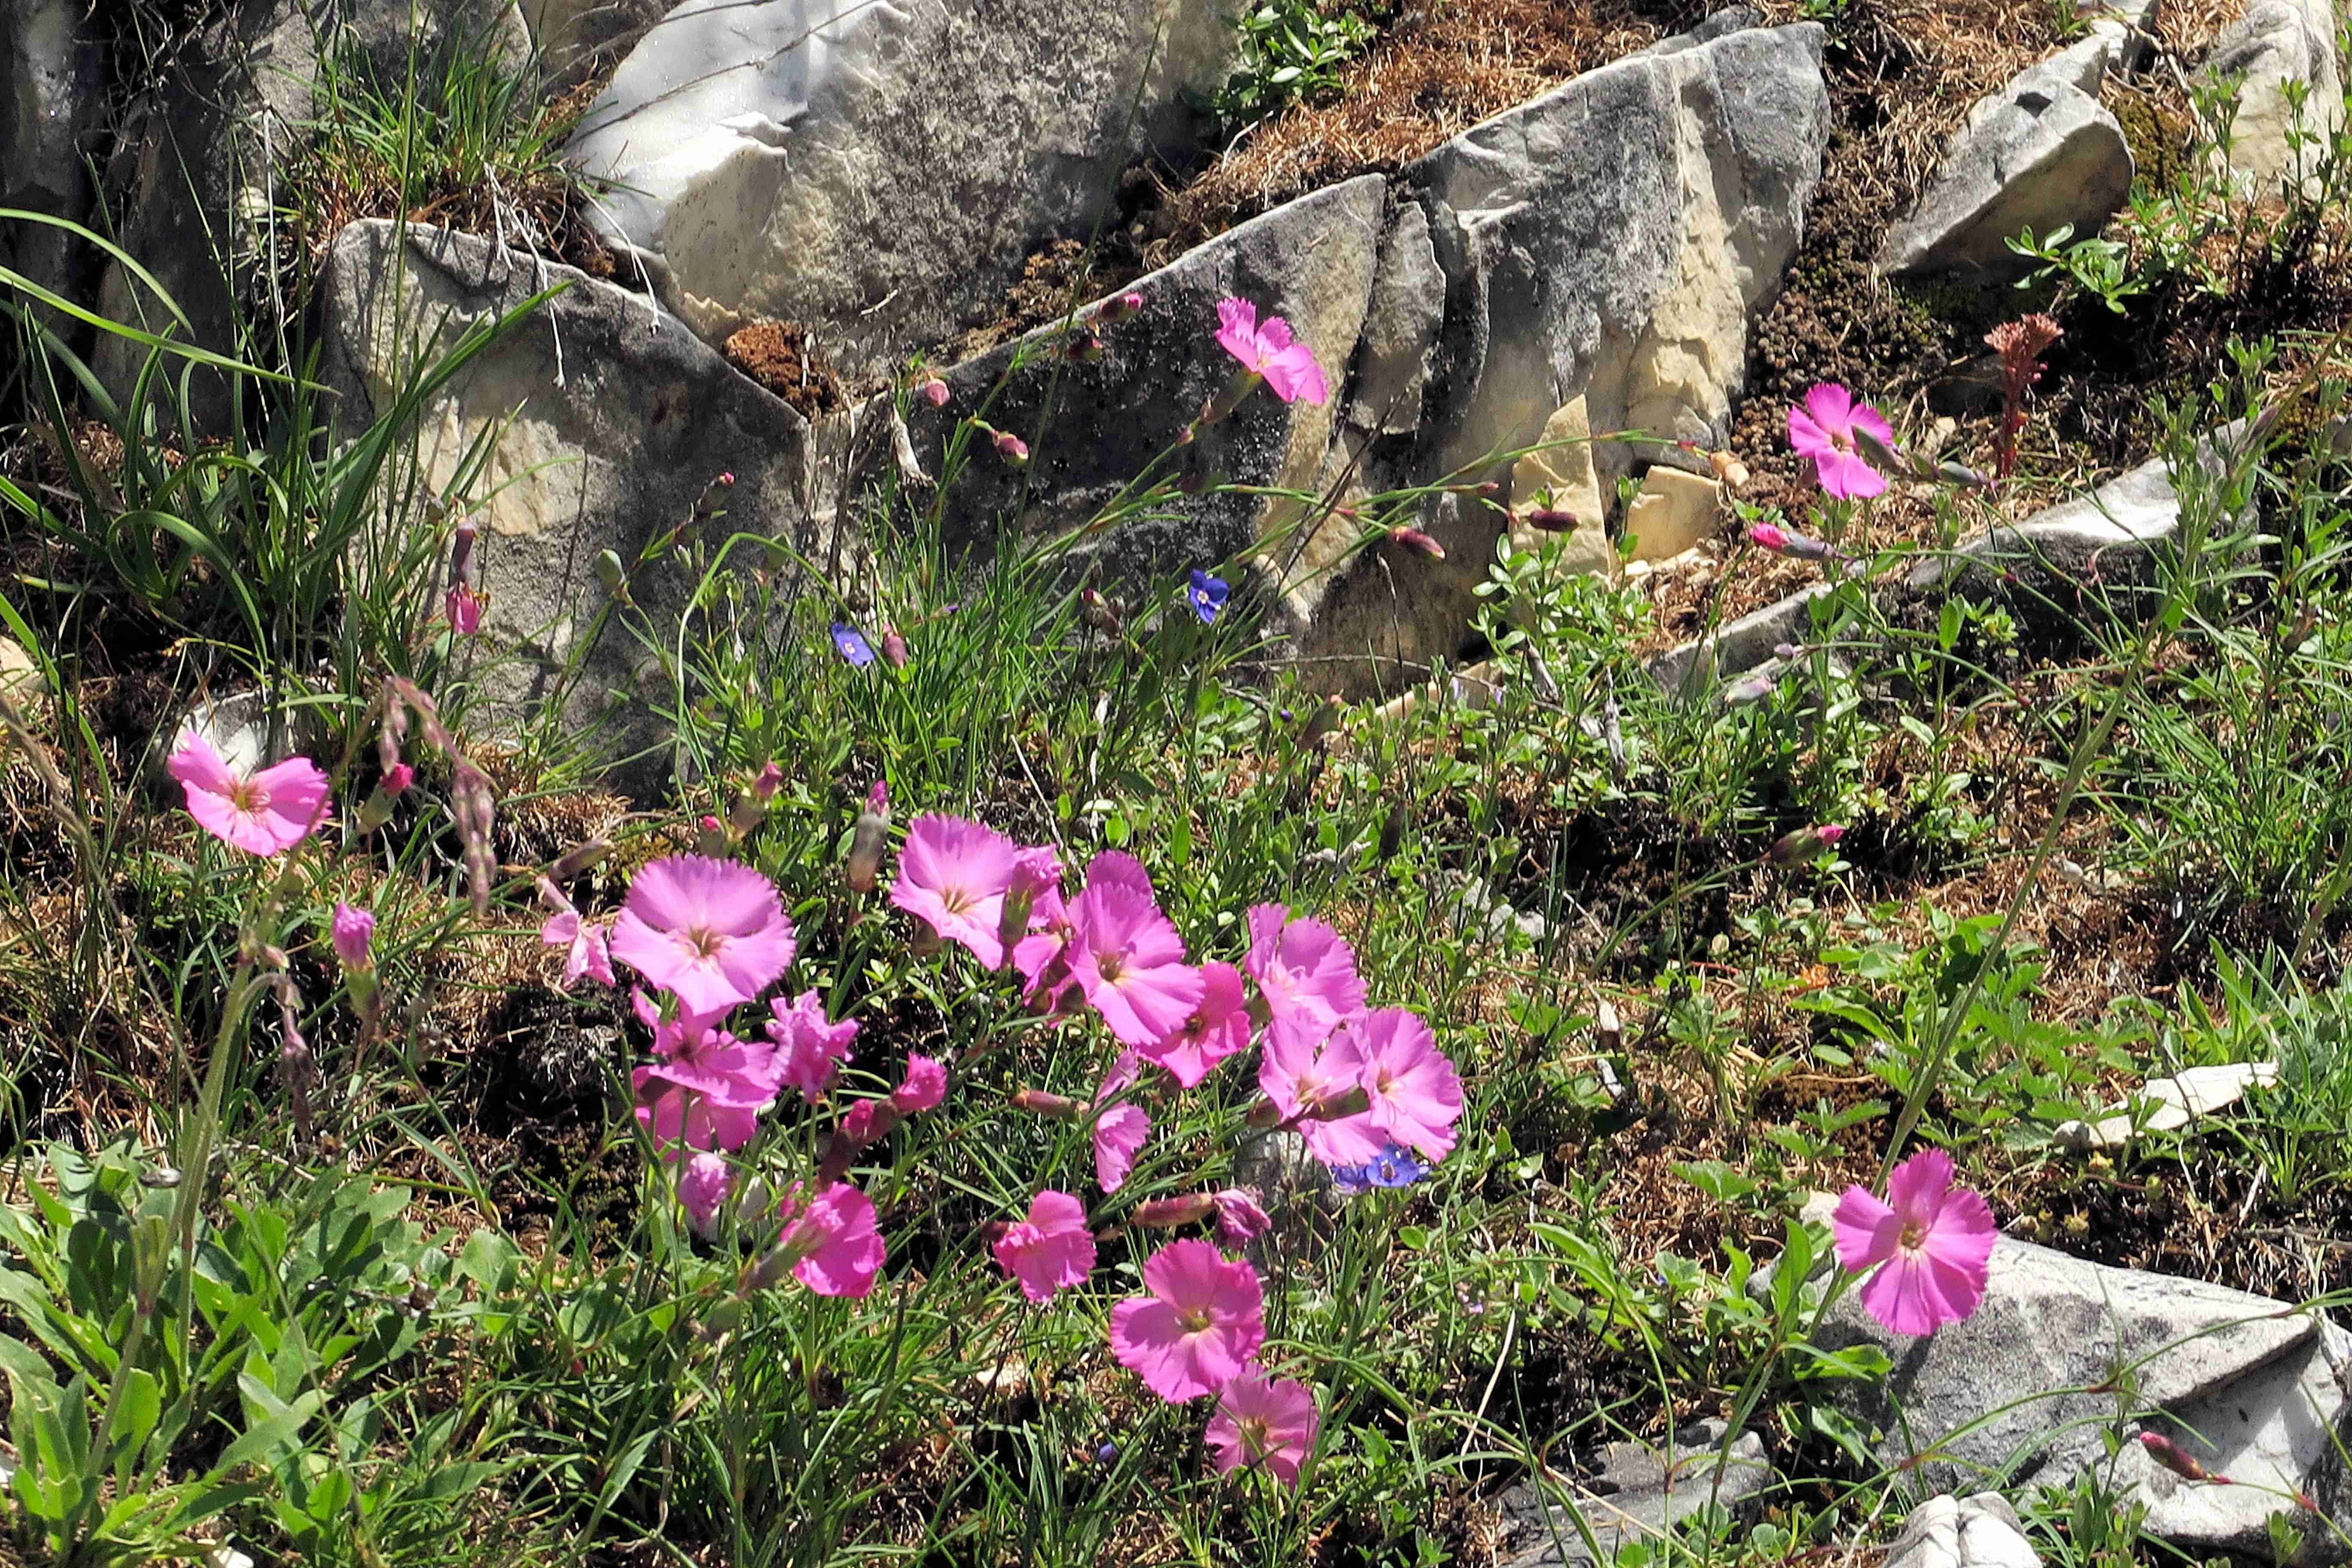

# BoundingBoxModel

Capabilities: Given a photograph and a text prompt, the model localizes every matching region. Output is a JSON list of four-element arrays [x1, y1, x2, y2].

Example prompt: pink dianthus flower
[[1109, 1238, 1266, 1403], [609, 855, 796, 1017], [765, 989, 859, 1103], [1066, 853, 1204, 1048], [776, 1182, 885, 1298], [1788, 383, 1896, 501], [1206, 1370, 1320, 1490], [890, 815, 1019, 967], [893, 1053, 947, 1113], [1142, 959, 1253, 1088], [678, 1152, 734, 1237], [1831, 1148, 1998, 1336], [994, 1188, 1096, 1303], [1344, 1008, 1463, 1162], [1244, 904, 1366, 1053], [1257, 1023, 1385, 1169], [165, 730, 330, 856], [1213, 298, 1329, 406]]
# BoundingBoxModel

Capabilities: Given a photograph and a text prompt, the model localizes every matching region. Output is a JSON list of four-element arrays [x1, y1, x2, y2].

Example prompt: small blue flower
[[1364, 1143, 1427, 1189], [830, 622, 875, 667], [1328, 1162, 1372, 1196], [1187, 569, 1230, 625], [1095, 1441, 1119, 1464]]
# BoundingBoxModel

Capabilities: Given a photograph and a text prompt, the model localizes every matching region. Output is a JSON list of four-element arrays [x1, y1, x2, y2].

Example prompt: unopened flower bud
[[1850, 424, 1909, 478], [1080, 588, 1124, 636], [914, 373, 950, 409], [841, 1098, 899, 1148], [594, 549, 632, 606], [1131, 1193, 1218, 1229], [550, 838, 610, 880], [729, 787, 766, 838], [1307, 1084, 1371, 1122], [1214, 1188, 1271, 1247], [1388, 526, 1445, 560], [1937, 458, 1993, 489], [1065, 331, 1104, 364], [1096, 291, 1144, 324], [1009, 1087, 1082, 1119], [848, 784, 891, 894], [697, 815, 729, 857], [1768, 824, 1846, 867], [880, 627, 910, 668], [1176, 468, 1208, 496], [1522, 506, 1580, 533], [2139, 1431, 2224, 1484], [992, 429, 1029, 466], [1723, 671, 1778, 706]]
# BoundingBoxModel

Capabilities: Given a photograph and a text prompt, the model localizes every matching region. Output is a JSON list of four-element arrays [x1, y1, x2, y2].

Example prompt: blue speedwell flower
[[1329, 1142, 1427, 1196], [830, 623, 875, 667], [1187, 569, 1229, 625]]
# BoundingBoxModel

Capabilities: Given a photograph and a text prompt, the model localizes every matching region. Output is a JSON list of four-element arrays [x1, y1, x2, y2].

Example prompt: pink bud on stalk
[[697, 815, 729, 857], [1130, 1193, 1218, 1229], [449, 762, 496, 919], [1214, 1188, 1271, 1247], [1388, 527, 1445, 560], [848, 781, 891, 895], [1065, 332, 1104, 364], [1522, 506, 1580, 534], [331, 903, 379, 1027], [880, 627, 910, 669], [914, 373, 950, 409], [550, 838, 609, 880], [1009, 1087, 1083, 1119], [1768, 824, 1846, 868], [989, 427, 1029, 466], [2139, 1431, 2227, 1485], [1746, 522, 1837, 561]]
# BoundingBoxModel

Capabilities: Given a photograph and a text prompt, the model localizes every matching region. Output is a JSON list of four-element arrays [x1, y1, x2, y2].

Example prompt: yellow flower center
[[1898, 1218, 1927, 1252]]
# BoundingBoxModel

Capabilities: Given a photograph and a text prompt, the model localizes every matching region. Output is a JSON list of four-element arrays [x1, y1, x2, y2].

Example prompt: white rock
[[1626, 468, 1723, 562], [1884, 1494, 2042, 1568], [1880, 62, 2134, 279], [2197, 0, 2347, 194], [567, 0, 1234, 373], [2054, 1061, 2279, 1149]]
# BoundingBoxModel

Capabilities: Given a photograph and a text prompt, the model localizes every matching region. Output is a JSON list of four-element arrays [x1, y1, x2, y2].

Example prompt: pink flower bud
[[880, 628, 910, 668], [1769, 825, 1846, 867], [841, 1098, 897, 1147], [753, 762, 784, 801], [330, 903, 375, 971], [1747, 522, 1790, 552], [992, 429, 1029, 465], [1522, 506, 1580, 533], [383, 761, 412, 795], [1010, 1087, 1082, 1119], [2139, 1431, 2225, 1484], [1130, 1193, 1218, 1229], [848, 791, 891, 896], [915, 374, 949, 409], [1387, 526, 1445, 560], [1214, 1188, 1271, 1247], [1065, 332, 1104, 364]]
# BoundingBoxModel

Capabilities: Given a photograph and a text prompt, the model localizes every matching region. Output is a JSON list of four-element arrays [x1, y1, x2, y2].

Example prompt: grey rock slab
[[1, 0, 104, 307], [2128, 1317, 2352, 1556], [567, 0, 1236, 376], [1790, 1193, 2339, 1542], [905, 175, 1385, 622], [93, 0, 532, 427], [2196, 0, 2347, 193], [1647, 583, 1830, 695], [1884, 1494, 2042, 1568], [1498, 1420, 1774, 1568], [1879, 67, 2133, 281], [1302, 21, 1828, 695], [1348, 202, 1446, 438], [317, 220, 822, 797]]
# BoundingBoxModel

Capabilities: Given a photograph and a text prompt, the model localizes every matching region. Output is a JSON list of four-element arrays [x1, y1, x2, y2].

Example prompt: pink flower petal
[[1831, 1184, 1899, 1273], [1887, 1147, 1956, 1217], [1801, 382, 1855, 434], [1093, 1103, 1149, 1193]]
